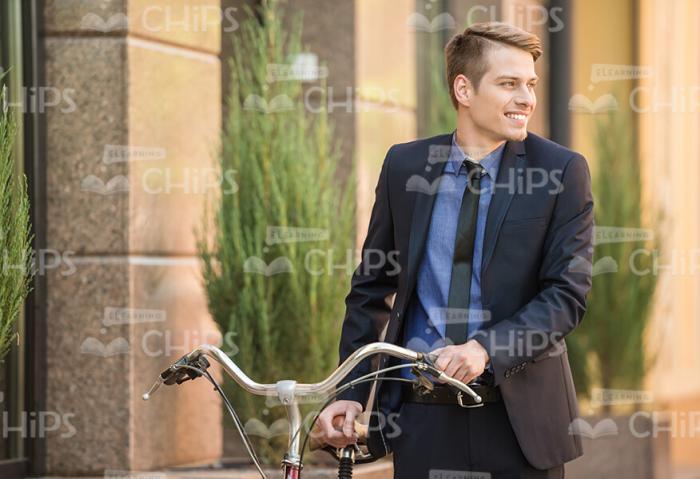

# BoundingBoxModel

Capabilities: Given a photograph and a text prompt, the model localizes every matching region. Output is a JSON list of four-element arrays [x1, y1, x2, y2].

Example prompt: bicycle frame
[[143, 342, 481, 478]]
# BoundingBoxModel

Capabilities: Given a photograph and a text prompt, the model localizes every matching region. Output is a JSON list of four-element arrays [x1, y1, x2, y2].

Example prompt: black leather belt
[[402, 383, 501, 408]]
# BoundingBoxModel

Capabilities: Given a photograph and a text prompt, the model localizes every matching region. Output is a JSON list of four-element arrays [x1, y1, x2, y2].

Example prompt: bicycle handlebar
[[142, 341, 482, 476], [143, 342, 482, 403]]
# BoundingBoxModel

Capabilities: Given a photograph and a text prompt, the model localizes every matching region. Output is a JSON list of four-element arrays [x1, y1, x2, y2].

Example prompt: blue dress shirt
[[399, 134, 505, 381]]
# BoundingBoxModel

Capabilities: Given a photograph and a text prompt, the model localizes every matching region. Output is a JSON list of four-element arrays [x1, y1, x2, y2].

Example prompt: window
[[0, 0, 42, 477]]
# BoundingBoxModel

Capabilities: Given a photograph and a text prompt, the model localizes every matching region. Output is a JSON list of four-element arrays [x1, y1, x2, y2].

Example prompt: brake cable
[[178, 365, 268, 479]]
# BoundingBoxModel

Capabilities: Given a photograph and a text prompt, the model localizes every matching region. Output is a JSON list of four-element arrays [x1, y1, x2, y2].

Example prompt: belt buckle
[[457, 391, 484, 408]]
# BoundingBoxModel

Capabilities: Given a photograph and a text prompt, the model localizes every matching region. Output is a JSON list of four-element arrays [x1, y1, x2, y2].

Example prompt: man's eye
[[502, 81, 515, 87]]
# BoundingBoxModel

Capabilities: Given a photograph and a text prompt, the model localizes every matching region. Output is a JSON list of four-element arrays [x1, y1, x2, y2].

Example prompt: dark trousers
[[390, 398, 564, 479]]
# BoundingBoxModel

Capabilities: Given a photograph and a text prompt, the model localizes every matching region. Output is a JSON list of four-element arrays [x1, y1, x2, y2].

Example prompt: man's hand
[[431, 339, 490, 384], [315, 400, 363, 448]]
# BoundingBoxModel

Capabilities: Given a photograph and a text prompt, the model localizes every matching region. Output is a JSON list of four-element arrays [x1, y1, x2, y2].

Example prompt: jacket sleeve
[[473, 153, 594, 385], [335, 146, 399, 409]]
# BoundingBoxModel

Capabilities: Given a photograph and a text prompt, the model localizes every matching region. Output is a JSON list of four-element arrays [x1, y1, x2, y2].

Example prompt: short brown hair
[[444, 22, 542, 109]]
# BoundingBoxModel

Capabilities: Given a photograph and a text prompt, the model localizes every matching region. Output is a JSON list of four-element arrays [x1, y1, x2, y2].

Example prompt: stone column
[[42, 0, 222, 474]]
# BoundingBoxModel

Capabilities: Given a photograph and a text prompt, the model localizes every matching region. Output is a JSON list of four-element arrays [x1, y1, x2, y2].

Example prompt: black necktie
[[445, 160, 484, 345]]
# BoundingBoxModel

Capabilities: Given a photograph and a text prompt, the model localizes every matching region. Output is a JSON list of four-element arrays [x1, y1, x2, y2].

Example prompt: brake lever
[[142, 376, 163, 401], [416, 352, 482, 404], [142, 354, 211, 401], [409, 365, 436, 394]]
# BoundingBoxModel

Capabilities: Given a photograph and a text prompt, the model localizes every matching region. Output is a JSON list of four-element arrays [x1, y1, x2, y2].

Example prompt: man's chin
[[505, 128, 528, 142]]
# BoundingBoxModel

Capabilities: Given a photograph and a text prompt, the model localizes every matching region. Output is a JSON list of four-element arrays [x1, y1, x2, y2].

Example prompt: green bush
[[417, 14, 455, 138], [0, 83, 33, 361], [567, 109, 660, 409], [197, 0, 355, 463]]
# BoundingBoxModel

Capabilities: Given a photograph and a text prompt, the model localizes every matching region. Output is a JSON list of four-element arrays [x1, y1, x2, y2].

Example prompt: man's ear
[[453, 74, 473, 108]]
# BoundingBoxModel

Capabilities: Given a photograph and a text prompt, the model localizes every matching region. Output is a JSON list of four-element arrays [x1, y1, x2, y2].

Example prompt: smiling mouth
[[505, 112, 528, 121]]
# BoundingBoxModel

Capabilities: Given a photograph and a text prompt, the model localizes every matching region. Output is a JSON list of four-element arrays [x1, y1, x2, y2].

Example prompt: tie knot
[[462, 159, 486, 180]]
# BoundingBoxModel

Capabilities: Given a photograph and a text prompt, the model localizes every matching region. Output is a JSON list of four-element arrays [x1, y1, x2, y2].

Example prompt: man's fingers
[[452, 363, 470, 383], [444, 356, 461, 379], [323, 417, 348, 442], [317, 413, 334, 437], [315, 402, 362, 448], [343, 408, 357, 437], [311, 402, 363, 449], [435, 350, 452, 371]]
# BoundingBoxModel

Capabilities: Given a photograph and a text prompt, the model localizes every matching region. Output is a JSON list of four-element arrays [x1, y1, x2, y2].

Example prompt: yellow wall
[[573, 0, 700, 468], [354, 0, 417, 243], [571, 0, 636, 172], [639, 0, 700, 468]]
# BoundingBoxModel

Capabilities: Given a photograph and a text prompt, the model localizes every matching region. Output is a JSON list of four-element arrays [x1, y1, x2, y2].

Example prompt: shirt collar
[[445, 132, 506, 180]]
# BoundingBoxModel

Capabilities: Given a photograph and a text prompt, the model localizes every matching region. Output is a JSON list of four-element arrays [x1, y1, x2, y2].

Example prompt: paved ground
[[37, 463, 700, 478], [39, 460, 393, 478], [675, 467, 700, 479]]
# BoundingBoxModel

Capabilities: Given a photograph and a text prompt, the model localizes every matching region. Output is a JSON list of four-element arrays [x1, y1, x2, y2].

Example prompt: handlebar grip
[[309, 419, 367, 451], [160, 354, 211, 385]]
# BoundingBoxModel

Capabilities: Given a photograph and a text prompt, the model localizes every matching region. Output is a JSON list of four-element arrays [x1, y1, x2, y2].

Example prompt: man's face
[[463, 45, 538, 142]]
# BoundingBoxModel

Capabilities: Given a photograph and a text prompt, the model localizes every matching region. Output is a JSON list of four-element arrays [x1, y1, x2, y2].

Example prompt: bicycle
[[143, 342, 482, 479]]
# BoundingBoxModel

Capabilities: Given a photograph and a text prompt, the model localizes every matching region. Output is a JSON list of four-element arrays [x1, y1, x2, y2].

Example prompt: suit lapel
[[480, 138, 527, 275], [404, 133, 453, 306]]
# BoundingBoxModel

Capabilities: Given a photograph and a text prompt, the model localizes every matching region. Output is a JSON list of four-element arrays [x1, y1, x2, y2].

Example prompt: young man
[[317, 22, 594, 478]]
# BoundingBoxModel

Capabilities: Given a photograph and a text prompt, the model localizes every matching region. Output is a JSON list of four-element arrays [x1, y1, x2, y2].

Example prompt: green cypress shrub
[[567, 109, 660, 409], [0, 82, 33, 361], [197, 0, 355, 463]]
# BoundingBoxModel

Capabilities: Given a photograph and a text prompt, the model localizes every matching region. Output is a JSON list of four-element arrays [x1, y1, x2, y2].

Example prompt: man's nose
[[515, 86, 535, 108]]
